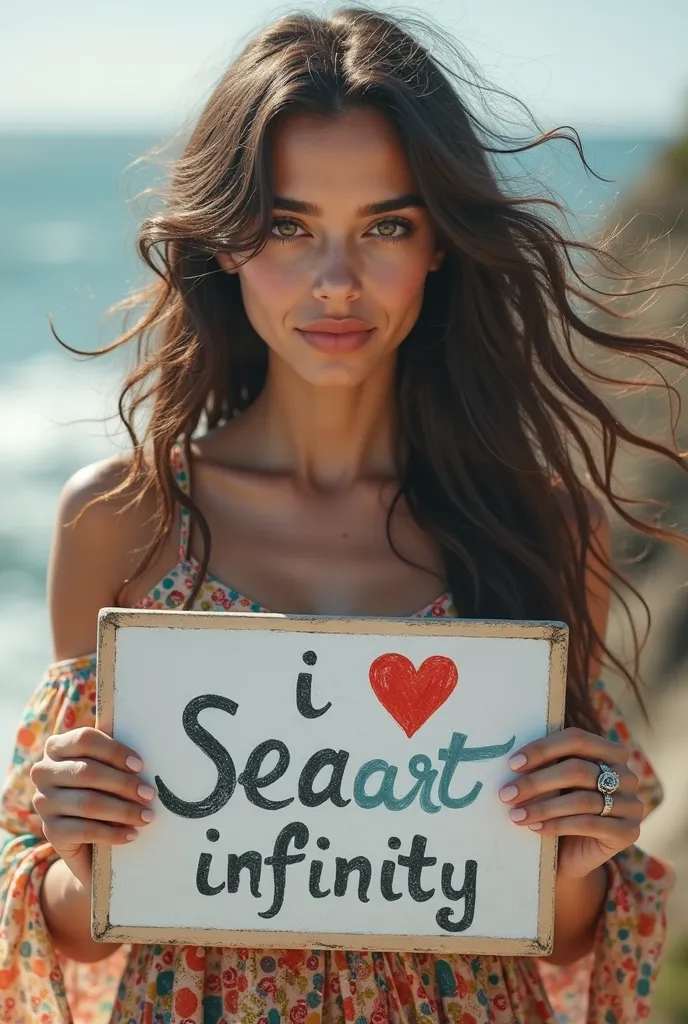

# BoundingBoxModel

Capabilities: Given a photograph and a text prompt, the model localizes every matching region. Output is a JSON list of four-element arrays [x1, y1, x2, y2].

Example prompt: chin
[[300, 361, 369, 387], [294, 343, 397, 389]]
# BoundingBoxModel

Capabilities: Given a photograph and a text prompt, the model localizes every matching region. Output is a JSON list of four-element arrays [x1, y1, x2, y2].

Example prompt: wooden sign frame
[[93, 609, 568, 956]]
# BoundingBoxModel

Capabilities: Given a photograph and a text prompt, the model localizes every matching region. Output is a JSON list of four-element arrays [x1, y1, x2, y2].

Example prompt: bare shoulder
[[48, 452, 160, 660], [57, 451, 147, 521]]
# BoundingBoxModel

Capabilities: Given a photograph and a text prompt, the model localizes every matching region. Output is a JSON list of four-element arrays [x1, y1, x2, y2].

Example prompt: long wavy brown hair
[[55, 5, 688, 733]]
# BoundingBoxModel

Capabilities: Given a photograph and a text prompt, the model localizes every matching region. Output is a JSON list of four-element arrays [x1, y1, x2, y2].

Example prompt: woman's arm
[[41, 858, 123, 963], [549, 865, 609, 965], [38, 457, 155, 962]]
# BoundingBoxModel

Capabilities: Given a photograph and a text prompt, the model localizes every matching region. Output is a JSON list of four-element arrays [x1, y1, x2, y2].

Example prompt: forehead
[[268, 108, 416, 201]]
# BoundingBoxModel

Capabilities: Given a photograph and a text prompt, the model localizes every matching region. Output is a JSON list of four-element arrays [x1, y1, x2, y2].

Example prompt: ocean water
[[0, 130, 673, 759]]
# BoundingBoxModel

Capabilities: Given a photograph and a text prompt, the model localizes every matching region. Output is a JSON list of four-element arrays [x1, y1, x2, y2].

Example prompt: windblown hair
[[55, 5, 688, 733]]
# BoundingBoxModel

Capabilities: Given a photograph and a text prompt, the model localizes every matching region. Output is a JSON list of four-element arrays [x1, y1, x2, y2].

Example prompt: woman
[[0, 7, 683, 1023]]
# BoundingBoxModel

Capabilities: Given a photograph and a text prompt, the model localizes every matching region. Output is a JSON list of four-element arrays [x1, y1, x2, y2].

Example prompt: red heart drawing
[[368, 653, 458, 738]]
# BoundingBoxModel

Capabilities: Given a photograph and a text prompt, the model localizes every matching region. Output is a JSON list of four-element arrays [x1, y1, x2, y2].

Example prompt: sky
[[2, 0, 688, 135]]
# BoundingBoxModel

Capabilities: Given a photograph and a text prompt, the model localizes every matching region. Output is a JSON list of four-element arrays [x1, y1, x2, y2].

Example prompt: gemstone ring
[[597, 763, 621, 795], [597, 762, 620, 816]]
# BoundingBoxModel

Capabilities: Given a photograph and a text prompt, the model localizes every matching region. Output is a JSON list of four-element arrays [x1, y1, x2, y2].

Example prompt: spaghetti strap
[[170, 441, 192, 564]]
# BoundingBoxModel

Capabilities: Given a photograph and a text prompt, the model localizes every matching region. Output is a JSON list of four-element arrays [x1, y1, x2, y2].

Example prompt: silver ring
[[600, 792, 614, 816], [597, 762, 620, 796]]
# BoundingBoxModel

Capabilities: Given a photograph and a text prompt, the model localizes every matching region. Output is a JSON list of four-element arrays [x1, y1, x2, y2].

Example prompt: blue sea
[[0, 130, 674, 758]]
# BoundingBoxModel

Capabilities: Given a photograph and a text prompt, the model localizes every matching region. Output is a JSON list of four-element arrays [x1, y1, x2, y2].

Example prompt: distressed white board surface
[[93, 610, 567, 955]]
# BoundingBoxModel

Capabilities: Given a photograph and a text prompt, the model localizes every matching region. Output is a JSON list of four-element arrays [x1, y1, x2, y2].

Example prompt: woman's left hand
[[499, 727, 643, 881]]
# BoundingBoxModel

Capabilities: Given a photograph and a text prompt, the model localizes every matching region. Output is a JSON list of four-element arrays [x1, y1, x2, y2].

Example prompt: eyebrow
[[272, 193, 426, 217]]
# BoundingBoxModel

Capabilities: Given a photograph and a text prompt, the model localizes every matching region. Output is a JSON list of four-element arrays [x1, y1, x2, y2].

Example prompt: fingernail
[[140, 808, 155, 823], [499, 785, 519, 803], [137, 784, 156, 801], [528, 822, 543, 830], [126, 756, 143, 772], [126, 830, 139, 841], [509, 807, 527, 821], [509, 754, 527, 770]]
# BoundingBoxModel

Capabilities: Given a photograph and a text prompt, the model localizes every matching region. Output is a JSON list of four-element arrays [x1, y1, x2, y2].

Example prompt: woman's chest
[[190, 485, 447, 617]]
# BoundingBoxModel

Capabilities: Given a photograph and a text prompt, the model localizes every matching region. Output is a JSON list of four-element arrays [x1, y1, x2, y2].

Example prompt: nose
[[311, 246, 362, 304]]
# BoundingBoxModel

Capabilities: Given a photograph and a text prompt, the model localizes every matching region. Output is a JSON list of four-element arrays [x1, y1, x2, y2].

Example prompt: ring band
[[600, 793, 614, 816], [597, 762, 621, 796]]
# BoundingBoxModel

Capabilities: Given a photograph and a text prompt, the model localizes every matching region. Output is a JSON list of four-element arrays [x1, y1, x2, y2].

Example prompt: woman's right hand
[[30, 726, 156, 890]]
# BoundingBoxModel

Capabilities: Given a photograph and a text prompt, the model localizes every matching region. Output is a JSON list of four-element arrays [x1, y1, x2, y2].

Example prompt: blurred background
[[2, 0, 687, 1018]]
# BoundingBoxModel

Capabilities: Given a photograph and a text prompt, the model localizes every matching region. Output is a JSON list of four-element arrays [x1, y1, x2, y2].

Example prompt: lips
[[295, 320, 375, 355]]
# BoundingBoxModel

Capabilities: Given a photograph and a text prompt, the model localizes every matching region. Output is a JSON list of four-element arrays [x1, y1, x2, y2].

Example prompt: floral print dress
[[0, 444, 675, 1024]]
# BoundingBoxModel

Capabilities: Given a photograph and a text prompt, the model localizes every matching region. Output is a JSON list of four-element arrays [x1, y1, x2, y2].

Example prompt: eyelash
[[270, 215, 416, 244]]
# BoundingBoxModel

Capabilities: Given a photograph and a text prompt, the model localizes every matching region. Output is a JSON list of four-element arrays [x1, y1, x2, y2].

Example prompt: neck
[[245, 352, 399, 491]]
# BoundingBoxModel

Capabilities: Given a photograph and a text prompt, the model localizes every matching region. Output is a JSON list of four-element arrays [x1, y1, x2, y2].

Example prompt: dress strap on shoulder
[[170, 441, 192, 564]]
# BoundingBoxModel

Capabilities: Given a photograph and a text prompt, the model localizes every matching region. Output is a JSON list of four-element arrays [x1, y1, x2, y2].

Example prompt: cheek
[[365, 251, 433, 318], [236, 256, 301, 327]]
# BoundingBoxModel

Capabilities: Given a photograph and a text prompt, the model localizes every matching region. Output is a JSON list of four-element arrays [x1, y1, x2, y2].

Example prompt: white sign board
[[93, 610, 567, 956]]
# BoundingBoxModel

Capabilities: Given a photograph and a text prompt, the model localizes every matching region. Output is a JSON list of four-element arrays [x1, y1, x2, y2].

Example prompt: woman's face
[[216, 106, 444, 388]]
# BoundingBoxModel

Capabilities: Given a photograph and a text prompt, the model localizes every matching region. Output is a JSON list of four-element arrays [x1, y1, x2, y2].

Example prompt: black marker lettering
[[380, 839, 403, 902], [227, 851, 263, 897], [298, 749, 351, 808], [334, 856, 372, 903], [155, 694, 238, 819], [398, 834, 436, 902], [310, 835, 332, 895], [309, 859, 331, 898], [196, 850, 225, 896], [238, 740, 292, 810], [296, 651, 332, 719], [436, 859, 478, 932], [260, 822, 309, 919]]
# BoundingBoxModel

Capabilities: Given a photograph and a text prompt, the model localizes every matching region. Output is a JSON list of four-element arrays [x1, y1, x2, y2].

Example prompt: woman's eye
[[269, 215, 415, 243], [369, 217, 414, 240], [271, 218, 305, 241]]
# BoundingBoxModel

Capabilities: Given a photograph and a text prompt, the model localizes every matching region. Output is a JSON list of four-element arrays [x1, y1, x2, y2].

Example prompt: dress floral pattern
[[0, 444, 675, 1024]]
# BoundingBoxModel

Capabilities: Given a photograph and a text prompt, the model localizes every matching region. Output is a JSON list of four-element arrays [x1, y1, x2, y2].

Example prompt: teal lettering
[[355, 733, 517, 813], [353, 759, 392, 809], [440, 732, 517, 763], [379, 767, 423, 811], [438, 732, 516, 809], [408, 754, 441, 813], [352, 753, 444, 806], [353, 758, 438, 812]]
